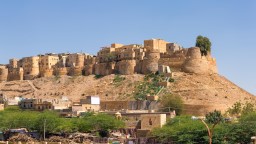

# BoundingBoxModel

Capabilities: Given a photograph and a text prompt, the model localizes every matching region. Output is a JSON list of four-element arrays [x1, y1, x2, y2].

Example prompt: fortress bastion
[[1, 38, 218, 81]]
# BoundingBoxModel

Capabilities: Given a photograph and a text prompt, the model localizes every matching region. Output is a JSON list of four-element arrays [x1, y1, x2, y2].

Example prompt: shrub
[[94, 74, 104, 79]]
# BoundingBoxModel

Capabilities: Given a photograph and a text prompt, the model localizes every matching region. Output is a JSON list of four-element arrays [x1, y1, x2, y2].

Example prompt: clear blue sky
[[0, 1, 255, 95]]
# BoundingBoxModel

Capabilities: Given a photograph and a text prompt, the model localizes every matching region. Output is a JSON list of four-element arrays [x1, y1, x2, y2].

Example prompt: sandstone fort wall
[[0, 66, 8, 82], [2, 38, 218, 81]]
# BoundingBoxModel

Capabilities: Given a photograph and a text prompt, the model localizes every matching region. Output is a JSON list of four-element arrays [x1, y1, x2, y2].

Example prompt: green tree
[[33, 111, 62, 135], [224, 113, 256, 143], [226, 101, 242, 117], [160, 93, 183, 115], [196, 35, 212, 56], [79, 113, 125, 137], [226, 101, 255, 117], [204, 110, 224, 144], [241, 101, 255, 116], [152, 116, 207, 143]]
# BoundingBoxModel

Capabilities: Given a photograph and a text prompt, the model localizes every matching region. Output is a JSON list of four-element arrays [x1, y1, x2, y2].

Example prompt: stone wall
[[68, 67, 83, 76], [40, 69, 54, 77], [95, 62, 115, 75], [100, 100, 160, 111], [100, 101, 130, 111], [7, 68, 23, 81], [54, 67, 68, 76], [83, 64, 95, 76], [0, 66, 8, 82], [115, 60, 136, 75], [183, 104, 224, 115], [159, 57, 185, 72]]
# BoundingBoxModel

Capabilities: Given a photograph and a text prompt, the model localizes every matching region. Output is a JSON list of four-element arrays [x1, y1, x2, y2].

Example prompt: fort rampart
[[0, 38, 217, 81]]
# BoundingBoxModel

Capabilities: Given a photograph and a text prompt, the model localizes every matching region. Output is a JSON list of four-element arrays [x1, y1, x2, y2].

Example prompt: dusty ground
[[0, 73, 255, 114], [0, 74, 144, 102]]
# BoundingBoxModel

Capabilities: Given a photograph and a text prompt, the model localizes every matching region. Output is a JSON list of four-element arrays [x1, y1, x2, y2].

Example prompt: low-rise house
[[72, 103, 86, 116], [80, 96, 100, 112], [19, 98, 34, 109], [19, 98, 52, 111], [33, 100, 52, 111], [72, 96, 100, 116]]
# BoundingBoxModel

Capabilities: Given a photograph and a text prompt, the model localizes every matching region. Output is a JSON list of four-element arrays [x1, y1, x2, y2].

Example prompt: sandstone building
[[0, 38, 217, 81]]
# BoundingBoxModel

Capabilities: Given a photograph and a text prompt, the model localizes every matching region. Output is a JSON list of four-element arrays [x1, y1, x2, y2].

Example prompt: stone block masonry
[[0, 38, 218, 81]]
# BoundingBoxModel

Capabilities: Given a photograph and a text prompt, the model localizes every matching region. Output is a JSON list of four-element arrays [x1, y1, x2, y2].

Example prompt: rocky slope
[[0, 73, 255, 114]]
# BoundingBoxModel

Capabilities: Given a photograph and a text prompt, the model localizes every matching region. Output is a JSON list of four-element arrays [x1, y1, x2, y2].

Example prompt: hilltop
[[0, 72, 254, 114], [0, 38, 254, 114]]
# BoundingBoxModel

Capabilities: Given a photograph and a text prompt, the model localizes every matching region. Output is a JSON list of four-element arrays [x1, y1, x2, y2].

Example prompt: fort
[[0, 38, 217, 81]]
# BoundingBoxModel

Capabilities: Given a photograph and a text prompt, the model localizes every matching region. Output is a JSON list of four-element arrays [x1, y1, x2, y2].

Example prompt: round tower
[[186, 47, 202, 59], [0, 67, 8, 82], [68, 66, 82, 76], [142, 49, 160, 74], [116, 60, 136, 75], [54, 67, 68, 76], [182, 47, 210, 74]]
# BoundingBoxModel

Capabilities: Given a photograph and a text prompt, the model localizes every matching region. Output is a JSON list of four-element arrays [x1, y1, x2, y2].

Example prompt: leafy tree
[[196, 35, 212, 56], [226, 101, 255, 117], [0, 107, 38, 131], [225, 121, 256, 143], [241, 101, 255, 116], [152, 116, 207, 143], [226, 101, 242, 117], [33, 111, 62, 135], [204, 110, 224, 144], [160, 93, 183, 115], [223, 112, 256, 143], [79, 113, 125, 137], [55, 118, 79, 134]]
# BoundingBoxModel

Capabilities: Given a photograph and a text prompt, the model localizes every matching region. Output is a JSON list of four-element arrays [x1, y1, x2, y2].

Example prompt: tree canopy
[[0, 106, 125, 138], [196, 35, 212, 56], [160, 93, 183, 115]]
